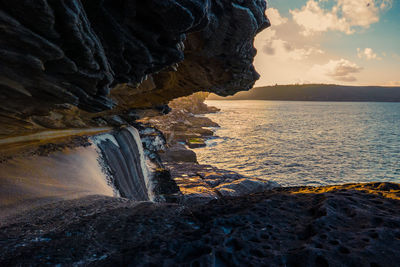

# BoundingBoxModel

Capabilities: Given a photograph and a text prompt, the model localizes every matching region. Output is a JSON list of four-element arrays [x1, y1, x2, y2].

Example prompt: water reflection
[[196, 101, 400, 187]]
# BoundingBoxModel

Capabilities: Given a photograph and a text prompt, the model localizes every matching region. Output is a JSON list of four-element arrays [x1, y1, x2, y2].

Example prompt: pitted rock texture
[[1, 183, 399, 266], [0, 0, 269, 137]]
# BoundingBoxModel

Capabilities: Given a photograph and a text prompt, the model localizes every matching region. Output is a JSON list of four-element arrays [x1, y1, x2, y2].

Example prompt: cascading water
[[92, 127, 154, 201], [0, 126, 155, 218]]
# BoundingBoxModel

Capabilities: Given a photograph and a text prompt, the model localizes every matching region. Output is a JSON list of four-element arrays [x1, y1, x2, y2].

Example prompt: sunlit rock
[[215, 178, 279, 197]]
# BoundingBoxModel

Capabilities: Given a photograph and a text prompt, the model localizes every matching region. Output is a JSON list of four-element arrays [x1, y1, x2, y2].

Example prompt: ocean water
[[195, 100, 400, 187]]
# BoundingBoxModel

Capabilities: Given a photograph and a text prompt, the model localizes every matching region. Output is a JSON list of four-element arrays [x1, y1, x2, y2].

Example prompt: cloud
[[357, 48, 382, 60], [266, 8, 288, 26], [290, 1, 351, 35], [256, 25, 324, 61], [258, 31, 324, 60], [309, 59, 363, 82], [254, 2, 398, 86], [379, 0, 393, 9], [290, 0, 393, 36], [338, 0, 380, 27]]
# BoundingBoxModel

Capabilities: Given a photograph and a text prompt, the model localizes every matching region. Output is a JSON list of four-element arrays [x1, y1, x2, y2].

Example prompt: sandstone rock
[[215, 178, 279, 197], [189, 116, 220, 128], [168, 92, 221, 114], [1, 183, 399, 266], [0, 0, 270, 137], [191, 127, 214, 136], [164, 161, 279, 203], [186, 138, 206, 148], [152, 168, 180, 201], [175, 175, 219, 203], [171, 132, 203, 142], [136, 125, 167, 161], [139, 99, 220, 145], [102, 115, 127, 127], [159, 143, 197, 163]]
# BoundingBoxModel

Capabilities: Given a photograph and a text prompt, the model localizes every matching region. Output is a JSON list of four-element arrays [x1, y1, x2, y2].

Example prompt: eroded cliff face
[[0, 0, 270, 138]]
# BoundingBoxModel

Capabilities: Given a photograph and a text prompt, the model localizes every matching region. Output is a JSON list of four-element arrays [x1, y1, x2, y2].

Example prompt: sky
[[253, 0, 400, 86]]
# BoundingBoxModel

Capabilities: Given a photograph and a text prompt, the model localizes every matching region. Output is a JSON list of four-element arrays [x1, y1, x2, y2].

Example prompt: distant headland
[[208, 84, 400, 102]]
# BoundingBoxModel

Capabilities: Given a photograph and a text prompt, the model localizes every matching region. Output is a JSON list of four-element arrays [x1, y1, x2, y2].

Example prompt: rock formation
[[1, 183, 399, 266], [2, 2, 400, 266], [0, 0, 270, 137]]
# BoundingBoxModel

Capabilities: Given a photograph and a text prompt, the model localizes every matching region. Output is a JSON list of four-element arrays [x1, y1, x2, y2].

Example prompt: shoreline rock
[[1, 182, 399, 266], [141, 94, 279, 202], [163, 161, 278, 204], [139, 97, 220, 145], [1, 95, 399, 267]]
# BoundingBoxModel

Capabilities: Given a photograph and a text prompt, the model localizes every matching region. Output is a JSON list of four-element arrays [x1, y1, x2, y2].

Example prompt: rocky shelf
[[1, 182, 399, 266]]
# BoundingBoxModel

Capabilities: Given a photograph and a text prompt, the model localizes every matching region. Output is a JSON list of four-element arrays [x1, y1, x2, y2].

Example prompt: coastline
[[1, 98, 400, 265], [2, 1, 399, 265]]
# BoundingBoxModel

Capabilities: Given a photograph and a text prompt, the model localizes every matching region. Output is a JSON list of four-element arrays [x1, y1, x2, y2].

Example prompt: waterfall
[[0, 144, 116, 218], [92, 126, 154, 201], [0, 126, 154, 218]]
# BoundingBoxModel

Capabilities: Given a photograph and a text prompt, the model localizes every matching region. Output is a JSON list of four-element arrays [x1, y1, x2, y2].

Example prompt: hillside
[[208, 84, 400, 102]]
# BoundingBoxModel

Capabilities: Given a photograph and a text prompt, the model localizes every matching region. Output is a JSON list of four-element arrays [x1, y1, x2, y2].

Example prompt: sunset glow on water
[[196, 100, 400, 187]]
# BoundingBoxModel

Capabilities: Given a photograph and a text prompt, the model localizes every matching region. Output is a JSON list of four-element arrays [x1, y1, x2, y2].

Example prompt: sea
[[195, 100, 400, 187]]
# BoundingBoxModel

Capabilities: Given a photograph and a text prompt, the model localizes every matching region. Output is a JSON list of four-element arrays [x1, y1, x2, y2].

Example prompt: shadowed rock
[[0, 0, 270, 137], [1, 183, 399, 266]]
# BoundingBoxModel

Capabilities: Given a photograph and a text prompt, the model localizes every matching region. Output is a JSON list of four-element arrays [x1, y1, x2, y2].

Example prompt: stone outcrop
[[0, 0, 270, 138], [1, 183, 399, 266], [164, 161, 278, 203], [140, 107, 219, 144], [137, 93, 280, 202], [159, 143, 198, 163]]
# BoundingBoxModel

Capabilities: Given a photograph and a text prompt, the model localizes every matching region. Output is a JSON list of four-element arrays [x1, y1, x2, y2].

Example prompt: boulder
[[186, 138, 206, 148], [215, 178, 279, 197], [159, 143, 197, 163]]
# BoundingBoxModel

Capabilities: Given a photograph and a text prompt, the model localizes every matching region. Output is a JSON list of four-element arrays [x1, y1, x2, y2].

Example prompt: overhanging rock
[[0, 0, 270, 137]]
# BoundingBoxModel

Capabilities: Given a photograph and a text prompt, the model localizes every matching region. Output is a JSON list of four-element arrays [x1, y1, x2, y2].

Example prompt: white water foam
[[91, 133, 120, 148]]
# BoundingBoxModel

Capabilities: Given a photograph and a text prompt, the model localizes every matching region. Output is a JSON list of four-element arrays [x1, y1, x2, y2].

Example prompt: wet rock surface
[[0, 0, 269, 138], [164, 161, 278, 203], [1, 183, 399, 266]]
